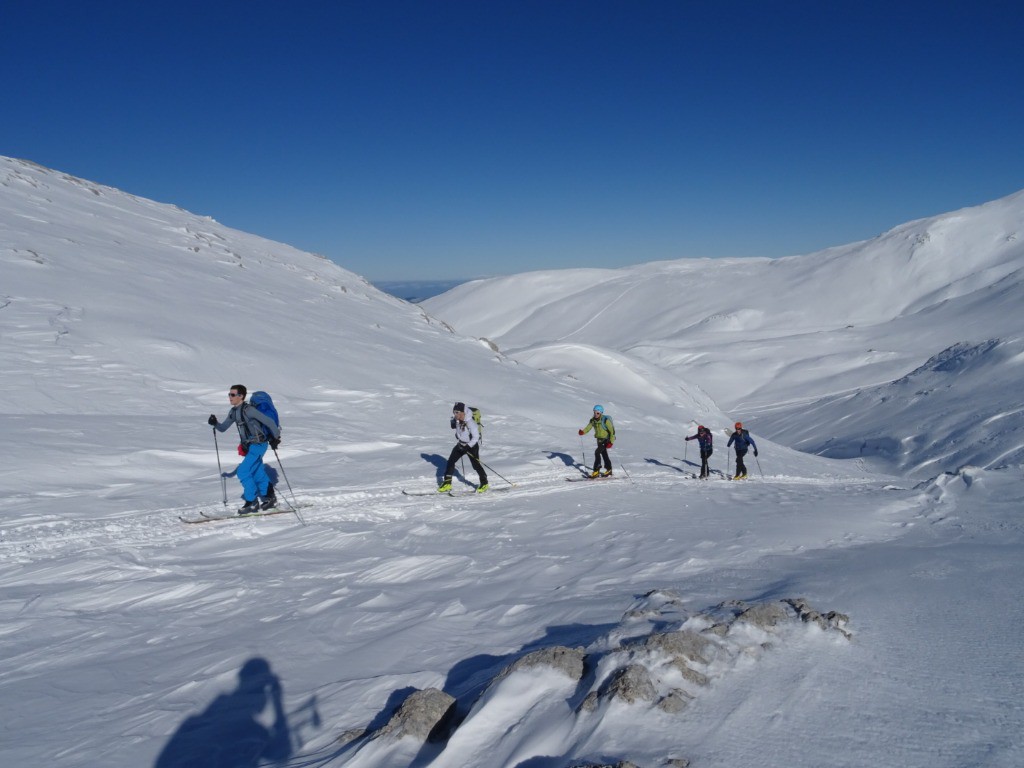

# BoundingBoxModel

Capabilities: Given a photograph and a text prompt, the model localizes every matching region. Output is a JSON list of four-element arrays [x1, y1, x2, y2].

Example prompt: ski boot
[[590, 470, 601, 478], [438, 481, 453, 493], [260, 493, 277, 511], [238, 499, 260, 515], [476, 484, 489, 493], [600, 469, 613, 477]]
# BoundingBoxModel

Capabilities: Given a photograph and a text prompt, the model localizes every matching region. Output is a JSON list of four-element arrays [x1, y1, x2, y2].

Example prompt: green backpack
[[469, 407, 483, 444]]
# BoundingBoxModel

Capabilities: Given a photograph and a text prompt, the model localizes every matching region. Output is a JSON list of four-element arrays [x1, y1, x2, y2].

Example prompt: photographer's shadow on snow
[[154, 657, 293, 768]]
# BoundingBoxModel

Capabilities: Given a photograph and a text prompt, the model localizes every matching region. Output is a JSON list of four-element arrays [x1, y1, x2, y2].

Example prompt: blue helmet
[[593, 405, 604, 414]]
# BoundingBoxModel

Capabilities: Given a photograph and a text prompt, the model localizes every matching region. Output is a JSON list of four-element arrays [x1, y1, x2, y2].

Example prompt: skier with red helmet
[[726, 422, 758, 479]]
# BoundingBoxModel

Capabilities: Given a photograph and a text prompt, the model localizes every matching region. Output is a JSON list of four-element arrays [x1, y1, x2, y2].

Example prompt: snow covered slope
[[425, 191, 1024, 474], [2, 155, 715, 511], [2, 157, 1021, 768]]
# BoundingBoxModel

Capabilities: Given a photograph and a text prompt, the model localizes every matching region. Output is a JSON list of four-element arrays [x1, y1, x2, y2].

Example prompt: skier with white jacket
[[438, 402, 488, 493]]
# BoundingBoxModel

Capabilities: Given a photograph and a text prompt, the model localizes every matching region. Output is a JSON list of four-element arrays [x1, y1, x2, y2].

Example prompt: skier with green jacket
[[579, 404, 616, 478]]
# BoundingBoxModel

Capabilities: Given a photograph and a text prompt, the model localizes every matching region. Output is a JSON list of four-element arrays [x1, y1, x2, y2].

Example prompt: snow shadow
[[419, 451, 482, 485], [419, 452, 448, 482], [546, 451, 588, 474], [154, 657, 293, 768], [545, 451, 579, 468], [645, 457, 691, 473]]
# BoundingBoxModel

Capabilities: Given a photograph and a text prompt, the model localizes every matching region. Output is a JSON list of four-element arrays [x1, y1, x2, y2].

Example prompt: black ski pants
[[444, 442, 487, 486], [593, 439, 612, 472], [734, 449, 748, 478], [699, 448, 713, 478]]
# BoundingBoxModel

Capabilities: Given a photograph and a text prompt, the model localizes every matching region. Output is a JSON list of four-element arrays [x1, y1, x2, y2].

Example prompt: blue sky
[[4, 1, 1023, 281]]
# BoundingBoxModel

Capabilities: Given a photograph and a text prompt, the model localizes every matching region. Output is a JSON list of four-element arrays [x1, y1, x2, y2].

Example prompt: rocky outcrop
[[342, 593, 850, 767], [374, 687, 456, 742]]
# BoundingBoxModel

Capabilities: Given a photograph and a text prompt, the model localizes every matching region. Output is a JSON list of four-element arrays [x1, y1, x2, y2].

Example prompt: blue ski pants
[[236, 442, 270, 501]]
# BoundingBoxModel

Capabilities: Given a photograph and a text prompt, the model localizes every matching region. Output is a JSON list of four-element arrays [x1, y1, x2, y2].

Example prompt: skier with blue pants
[[208, 384, 281, 513]]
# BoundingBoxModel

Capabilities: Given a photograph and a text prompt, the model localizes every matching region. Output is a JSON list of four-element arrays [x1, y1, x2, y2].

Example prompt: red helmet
[[734, 422, 743, 430], [697, 425, 706, 431]]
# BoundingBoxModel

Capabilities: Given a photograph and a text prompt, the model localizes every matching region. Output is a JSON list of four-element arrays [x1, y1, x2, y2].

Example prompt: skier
[[208, 385, 281, 513], [685, 425, 714, 479], [579, 404, 615, 478], [439, 402, 488, 493], [726, 421, 758, 479]]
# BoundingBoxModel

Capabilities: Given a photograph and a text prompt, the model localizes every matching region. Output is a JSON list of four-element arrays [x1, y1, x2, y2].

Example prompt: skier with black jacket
[[685, 425, 714, 479]]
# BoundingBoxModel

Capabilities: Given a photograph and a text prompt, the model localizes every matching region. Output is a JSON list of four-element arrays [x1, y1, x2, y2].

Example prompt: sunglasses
[[229, 393, 241, 398]]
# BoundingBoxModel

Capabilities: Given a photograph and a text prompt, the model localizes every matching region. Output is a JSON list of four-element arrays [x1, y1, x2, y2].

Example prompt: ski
[[670, 459, 699, 478], [179, 508, 293, 524], [566, 474, 617, 482], [674, 459, 725, 480], [403, 486, 513, 497], [447, 485, 513, 497]]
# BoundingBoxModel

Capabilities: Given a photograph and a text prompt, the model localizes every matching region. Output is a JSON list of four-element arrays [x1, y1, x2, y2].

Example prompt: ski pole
[[474, 457, 516, 487], [272, 447, 305, 526], [755, 454, 764, 479], [618, 462, 635, 485], [213, 427, 227, 506], [579, 434, 588, 474]]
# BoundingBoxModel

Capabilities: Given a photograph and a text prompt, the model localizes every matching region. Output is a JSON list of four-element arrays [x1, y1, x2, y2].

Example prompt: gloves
[[578, 429, 584, 435], [754, 450, 758, 457], [208, 414, 218, 426], [269, 437, 281, 450], [606, 442, 613, 449]]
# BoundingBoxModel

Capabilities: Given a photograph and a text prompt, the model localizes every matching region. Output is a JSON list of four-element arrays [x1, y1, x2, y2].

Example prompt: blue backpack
[[249, 391, 280, 439]]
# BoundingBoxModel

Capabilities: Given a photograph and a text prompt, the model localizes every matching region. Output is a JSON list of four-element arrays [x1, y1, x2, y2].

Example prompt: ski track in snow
[[0, 468, 881, 568]]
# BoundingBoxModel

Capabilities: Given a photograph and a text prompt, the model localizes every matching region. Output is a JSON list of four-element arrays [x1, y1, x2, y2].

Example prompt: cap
[[453, 402, 466, 413]]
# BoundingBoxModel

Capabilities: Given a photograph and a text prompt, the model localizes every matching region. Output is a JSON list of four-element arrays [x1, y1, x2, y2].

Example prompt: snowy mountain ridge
[[425, 188, 1024, 475]]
